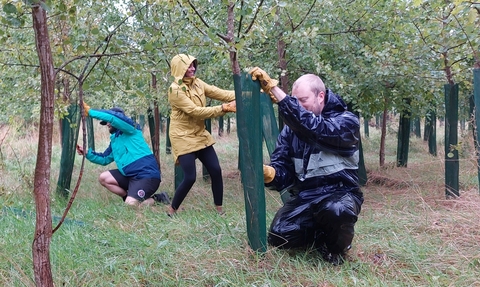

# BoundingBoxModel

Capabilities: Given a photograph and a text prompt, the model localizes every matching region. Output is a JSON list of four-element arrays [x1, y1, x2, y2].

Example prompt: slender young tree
[[31, 1, 55, 285]]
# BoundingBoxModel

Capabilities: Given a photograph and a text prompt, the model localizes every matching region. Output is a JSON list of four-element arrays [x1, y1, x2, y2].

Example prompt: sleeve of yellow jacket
[[168, 80, 234, 120], [168, 86, 223, 119], [200, 79, 235, 102]]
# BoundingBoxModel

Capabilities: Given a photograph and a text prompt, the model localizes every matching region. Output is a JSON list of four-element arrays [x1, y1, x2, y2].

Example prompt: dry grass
[[356, 125, 480, 286], [2, 119, 480, 286]]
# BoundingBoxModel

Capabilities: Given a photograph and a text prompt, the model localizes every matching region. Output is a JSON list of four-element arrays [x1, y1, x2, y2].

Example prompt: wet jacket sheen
[[266, 90, 362, 198]]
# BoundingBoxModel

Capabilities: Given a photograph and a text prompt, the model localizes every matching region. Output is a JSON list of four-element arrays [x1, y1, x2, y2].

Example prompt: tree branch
[[176, 0, 208, 37], [291, 0, 317, 31], [243, 0, 264, 35], [452, 13, 479, 67], [186, 0, 211, 29], [237, 0, 244, 38], [413, 21, 439, 54], [317, 28, 367, 36], [55, 52, 128, 73]]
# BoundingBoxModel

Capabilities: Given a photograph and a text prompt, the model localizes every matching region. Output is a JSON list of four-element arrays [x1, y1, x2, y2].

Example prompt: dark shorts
[[110, 169, 161, 201]]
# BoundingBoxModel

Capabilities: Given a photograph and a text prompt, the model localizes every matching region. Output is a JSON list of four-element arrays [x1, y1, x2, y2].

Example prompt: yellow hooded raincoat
[[168, 54, 235, 162]]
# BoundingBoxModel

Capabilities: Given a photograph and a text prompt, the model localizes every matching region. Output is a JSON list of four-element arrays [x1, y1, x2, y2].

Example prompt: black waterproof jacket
[[266, 89, 362, 198]]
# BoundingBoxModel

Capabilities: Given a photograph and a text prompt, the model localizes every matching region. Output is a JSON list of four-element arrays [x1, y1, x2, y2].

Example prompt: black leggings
[[171, 145, 223, 210]]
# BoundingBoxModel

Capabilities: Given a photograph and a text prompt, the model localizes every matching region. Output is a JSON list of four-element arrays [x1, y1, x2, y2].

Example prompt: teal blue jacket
[[86, 109, 161, 180]]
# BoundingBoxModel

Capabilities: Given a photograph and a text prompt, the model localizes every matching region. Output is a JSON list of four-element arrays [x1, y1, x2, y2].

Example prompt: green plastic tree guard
[[219, 116, 224, 136], [147, 108, 155, 148], [227, 117, 231, 134], [261, 92, 279, 155], [235, 73, 267, 252], [56, 104, 80, 198], [174, 164, 183, 191], [469, 95, 475, 134], [445, 83, 459, 197], [414, 117, 421, 138], [260, 92, 291, 203], [85, 116, 94, 151], [203, 119, 211, 181], [423, 114, 429, 142], [139, 114, 146, 130], [166, 116, 171, 154], [396, 103, 411, 167], [351, 109, 368, 186], [358, 137, 368, 186], [427, 109, 437, 156], [363, 117, 369, 138], [159, 113, 164, 133], [473, 69, 480, 193]]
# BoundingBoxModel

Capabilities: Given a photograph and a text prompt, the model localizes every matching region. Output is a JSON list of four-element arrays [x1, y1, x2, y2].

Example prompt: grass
[[1, 119, 480, 286]]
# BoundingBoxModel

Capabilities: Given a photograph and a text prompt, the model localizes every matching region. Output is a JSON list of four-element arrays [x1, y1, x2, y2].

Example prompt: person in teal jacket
[[77, 103, 169, 207]]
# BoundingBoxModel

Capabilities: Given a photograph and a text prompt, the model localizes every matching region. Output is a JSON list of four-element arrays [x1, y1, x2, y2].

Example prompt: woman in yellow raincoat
[[167, 54, 236, 216]]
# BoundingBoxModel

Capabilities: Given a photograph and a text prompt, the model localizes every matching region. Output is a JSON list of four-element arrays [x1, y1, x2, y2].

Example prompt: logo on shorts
[[137, 189, 146, 198]]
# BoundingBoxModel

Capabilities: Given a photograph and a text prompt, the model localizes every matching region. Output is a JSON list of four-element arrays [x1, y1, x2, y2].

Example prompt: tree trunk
[[151, 74, 161, 167], [32, 3, 55, 286], [153, 101, 160, 165], [227, 2, 240, 75], [276, 24, 289, 130]]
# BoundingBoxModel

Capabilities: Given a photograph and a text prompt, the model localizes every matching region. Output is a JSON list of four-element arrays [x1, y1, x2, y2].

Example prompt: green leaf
[[58, 3, 67, 12], [144, 42, 153, 51], [39, 2, 51, 12], [412, 0, 423, 6], [5, 16, 22, 27], [3, 3, 17, 14]]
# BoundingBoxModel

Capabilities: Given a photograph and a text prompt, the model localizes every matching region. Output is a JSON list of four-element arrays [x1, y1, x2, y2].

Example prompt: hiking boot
[[152, 192, 171, 205]]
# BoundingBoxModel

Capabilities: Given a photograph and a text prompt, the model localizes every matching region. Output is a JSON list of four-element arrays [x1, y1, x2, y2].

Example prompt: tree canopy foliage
[[0, 0, 479, 124]]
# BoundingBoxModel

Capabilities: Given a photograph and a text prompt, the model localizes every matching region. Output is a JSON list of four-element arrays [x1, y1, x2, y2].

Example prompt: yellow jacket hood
[[170, 54, 198, 81]]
